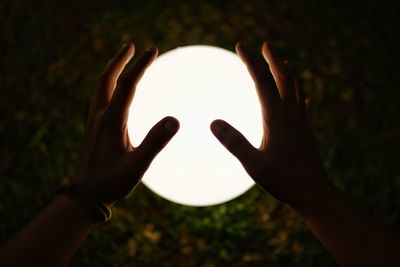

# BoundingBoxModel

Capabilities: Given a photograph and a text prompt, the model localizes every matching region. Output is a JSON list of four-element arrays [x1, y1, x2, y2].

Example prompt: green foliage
[[1, 0, 399, 265]]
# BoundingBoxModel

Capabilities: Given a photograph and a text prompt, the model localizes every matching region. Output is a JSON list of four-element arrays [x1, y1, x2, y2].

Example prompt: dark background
[[1, 0, 400, 266]]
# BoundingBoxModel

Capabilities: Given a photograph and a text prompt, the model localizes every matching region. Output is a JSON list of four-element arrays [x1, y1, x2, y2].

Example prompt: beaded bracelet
[[58, 183, 112, 223]]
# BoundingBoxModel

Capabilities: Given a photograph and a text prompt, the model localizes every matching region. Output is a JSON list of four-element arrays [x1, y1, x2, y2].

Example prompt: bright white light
[[127, 45, 263, 206]]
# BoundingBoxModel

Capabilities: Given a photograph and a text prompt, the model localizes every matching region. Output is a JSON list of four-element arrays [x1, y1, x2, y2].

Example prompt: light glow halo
[[127, 45, 263, 206]]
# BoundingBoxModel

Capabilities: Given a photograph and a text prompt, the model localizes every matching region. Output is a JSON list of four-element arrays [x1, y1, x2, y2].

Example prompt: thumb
[[210, 119, 259, 168], [135, 116, 179, 166]]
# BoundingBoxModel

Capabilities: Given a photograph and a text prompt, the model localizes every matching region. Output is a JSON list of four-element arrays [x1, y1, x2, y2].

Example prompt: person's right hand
[[73, 43, 179, 205], [211, 42, 331, 209]]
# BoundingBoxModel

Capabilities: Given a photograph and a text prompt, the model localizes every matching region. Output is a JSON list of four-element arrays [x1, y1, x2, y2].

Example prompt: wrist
[[53, 195, 98, 227], [57, 183, 112, 223]]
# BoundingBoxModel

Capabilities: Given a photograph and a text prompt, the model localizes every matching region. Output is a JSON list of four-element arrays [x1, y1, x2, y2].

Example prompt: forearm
[[0, 195, 96, 267], [291, 183, 400, 266]]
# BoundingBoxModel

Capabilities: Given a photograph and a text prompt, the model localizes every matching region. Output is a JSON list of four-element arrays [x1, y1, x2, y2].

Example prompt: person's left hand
[[210, 42, 327, 209], [73, 43, 179, 205]]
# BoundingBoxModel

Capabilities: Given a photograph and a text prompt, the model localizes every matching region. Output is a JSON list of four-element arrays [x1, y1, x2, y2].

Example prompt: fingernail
[[164, 118, 179, 134], [120, 42, 133, 53], [121, 42, 130, 51], [146, 46, 157, 53], [237, 41, 247, 52]]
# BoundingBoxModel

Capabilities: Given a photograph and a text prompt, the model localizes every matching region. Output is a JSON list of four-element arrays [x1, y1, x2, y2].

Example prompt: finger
[[293, 76, 305, 109], [261, 42, 296, 106], [288, 65, 309, 122], [93, 43, 135, 112], [108, 47, 158, 124], [134, 116, 180, 168], [236, 42, 282, 122], [285, 60, 305, 109], [210, 119, 259, 168]]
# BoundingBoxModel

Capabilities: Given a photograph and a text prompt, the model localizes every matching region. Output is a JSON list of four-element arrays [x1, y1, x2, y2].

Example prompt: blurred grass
[[1, 0, 400, 266]]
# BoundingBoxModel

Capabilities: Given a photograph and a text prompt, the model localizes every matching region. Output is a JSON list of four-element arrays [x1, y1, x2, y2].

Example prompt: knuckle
[[149, 132, 167, 151], [101, 109, 119, 128], [118, 72, 133, 89], [130, 151, 149, 170], [98, 72, 113, 87], [246, 152, 265, 178], [248, 161, 264, 180], [226, 132, 244, 153]]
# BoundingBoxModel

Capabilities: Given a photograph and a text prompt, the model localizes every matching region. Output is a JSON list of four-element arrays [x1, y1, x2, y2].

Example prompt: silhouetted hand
[[74, 43, 179, 205], [211, 42, 330, 208]]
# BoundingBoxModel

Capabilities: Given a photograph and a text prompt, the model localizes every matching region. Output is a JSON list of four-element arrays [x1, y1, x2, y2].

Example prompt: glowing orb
[[127, 45, 263, 206]]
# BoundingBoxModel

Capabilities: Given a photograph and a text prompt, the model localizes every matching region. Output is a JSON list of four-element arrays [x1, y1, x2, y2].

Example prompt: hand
[[211, 42, 330, 208], [73, 43, 179, 205]]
